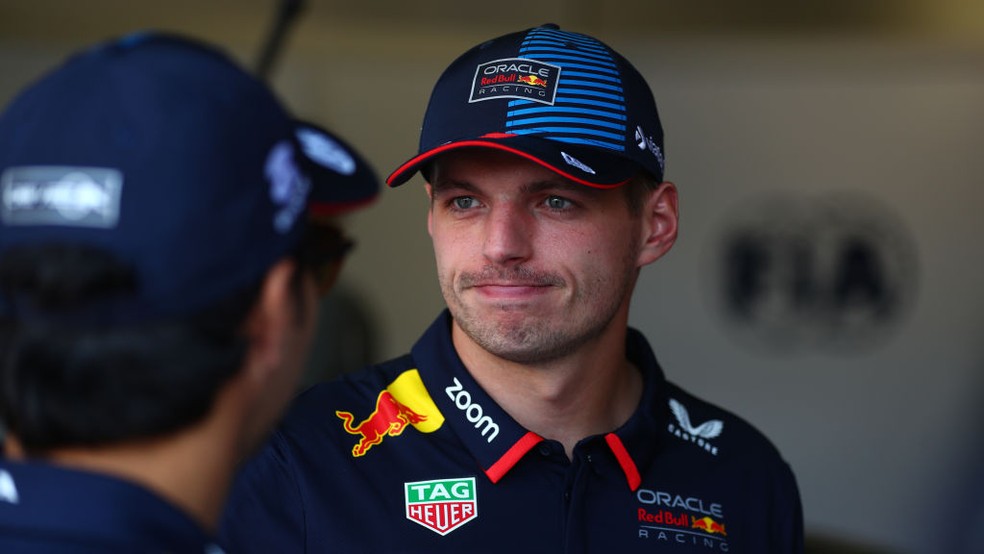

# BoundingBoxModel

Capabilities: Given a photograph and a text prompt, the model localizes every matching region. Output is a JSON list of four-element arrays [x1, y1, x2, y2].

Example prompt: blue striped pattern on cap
[[505, 27, 627, 152]]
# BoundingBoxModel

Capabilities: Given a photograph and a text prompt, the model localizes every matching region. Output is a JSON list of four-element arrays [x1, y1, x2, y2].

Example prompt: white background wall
[[2, 2, 982, 552], [622, 38, 984, 552]]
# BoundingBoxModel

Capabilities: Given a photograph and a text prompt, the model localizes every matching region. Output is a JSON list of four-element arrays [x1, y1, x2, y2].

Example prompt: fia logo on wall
[[707, 191, 917, 353]]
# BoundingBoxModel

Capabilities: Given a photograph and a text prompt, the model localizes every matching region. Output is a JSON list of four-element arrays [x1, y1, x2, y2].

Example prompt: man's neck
[[14, 390, 245, 533], [451, 322, 643, 460]]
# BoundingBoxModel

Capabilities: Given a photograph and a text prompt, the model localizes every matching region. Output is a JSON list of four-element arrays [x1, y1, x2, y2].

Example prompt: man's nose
[[482, 204, 533, 265]]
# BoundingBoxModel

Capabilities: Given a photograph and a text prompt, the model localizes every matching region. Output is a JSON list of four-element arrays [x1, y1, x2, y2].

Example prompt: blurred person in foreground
[[0, 32, 377, 552], [221, 24, 803, 552]]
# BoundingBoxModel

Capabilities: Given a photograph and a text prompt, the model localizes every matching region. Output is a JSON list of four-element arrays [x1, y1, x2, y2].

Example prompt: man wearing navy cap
[[0, 32, 378, 552], [222, 24, 803, 552]]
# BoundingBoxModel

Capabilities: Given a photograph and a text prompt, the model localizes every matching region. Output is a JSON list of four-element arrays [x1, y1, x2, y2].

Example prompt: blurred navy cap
[[0, 31, 377, 323], [294, 119, 379, 219]]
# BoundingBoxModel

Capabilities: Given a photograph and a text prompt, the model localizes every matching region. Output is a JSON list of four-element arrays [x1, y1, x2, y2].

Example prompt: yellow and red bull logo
[[517, 74, 548, 87], [691, 515, 727, 536], [336, 369, 444, 457]]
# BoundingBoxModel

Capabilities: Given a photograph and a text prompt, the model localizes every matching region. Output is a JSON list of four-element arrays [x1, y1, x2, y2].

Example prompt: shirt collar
[[411, 311, 668, 490], [412, 312, 543, 483], [606, 327, 672, 488]]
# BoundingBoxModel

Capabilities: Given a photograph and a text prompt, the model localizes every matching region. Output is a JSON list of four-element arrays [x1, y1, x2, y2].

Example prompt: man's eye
[[545, 196, 572, 210], [452, 197, 477, 209]]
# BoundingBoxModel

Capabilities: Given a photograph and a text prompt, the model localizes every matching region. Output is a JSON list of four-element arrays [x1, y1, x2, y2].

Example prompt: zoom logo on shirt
[[445, 378, 499, 442]]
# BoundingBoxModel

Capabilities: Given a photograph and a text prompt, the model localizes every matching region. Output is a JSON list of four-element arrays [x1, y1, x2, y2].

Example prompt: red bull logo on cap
[[692, 516, 727, 536], [336, 369, 444, 457], [517, 74, 548, 87], [469, 57, 560, 105]]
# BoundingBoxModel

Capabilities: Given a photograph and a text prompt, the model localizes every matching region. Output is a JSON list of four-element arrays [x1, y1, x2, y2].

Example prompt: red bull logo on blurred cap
[[336, 369, 444, 457]]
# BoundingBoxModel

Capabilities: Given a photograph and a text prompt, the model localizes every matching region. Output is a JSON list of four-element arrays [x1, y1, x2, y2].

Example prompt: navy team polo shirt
[[220, 311, 803, 553], [0, 459, 223, 553]]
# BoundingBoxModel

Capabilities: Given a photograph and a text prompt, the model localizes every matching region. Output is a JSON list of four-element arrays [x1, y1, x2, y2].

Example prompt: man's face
[[427, 149, 650, 365]]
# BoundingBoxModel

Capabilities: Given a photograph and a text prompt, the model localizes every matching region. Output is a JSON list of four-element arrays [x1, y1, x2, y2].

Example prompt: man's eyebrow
[[522, 179, 581, 195], [430, 178, 479, 195]]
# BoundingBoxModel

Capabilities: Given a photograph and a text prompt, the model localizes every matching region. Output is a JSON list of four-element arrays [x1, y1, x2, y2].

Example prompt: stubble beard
[[441, 263, 635, 365]]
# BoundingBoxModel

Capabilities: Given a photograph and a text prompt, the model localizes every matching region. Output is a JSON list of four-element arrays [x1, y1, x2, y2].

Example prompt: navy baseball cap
[[387, 23, 666, 188], [0, 32, 378, 324], [295, 120, 379, 218]]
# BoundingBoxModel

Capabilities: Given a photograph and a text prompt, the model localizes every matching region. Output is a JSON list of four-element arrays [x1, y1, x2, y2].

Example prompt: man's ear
[[241, 258, 299, 381], [636, 181, 679, 268]]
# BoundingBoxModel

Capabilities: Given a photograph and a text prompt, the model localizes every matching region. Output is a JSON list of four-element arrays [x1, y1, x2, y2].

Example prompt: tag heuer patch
[[405, 477, 477, 536]]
